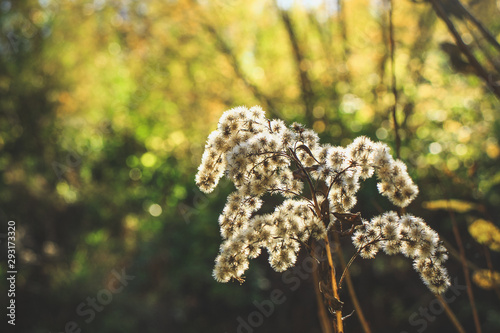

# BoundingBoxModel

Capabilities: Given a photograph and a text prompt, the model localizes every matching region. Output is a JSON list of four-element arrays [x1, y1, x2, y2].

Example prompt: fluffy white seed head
[[197, 106, 447, 293], [352, 212, 450, 293]]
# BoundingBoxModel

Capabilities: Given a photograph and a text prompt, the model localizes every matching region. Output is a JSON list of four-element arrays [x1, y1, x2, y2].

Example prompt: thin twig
[[333, 233, 372, 333], [436, 294, 467, 333], [337, 0, 351, 82], [430, 166, 483, 332], [388, 0, 400, 159], [339, 237, 382, 288], [441, 238, 480, 271], [276, 5, 315, 125], [202, 23, 277, 111], [437, 187, 482, 333]]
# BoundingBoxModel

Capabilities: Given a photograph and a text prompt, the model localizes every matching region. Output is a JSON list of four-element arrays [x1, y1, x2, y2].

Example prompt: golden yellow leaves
[[472, 269, 500, 290], [468, 219, 500, 252], [422, 199, 479, 214]]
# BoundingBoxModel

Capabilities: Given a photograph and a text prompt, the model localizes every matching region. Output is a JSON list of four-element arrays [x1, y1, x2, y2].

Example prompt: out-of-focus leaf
[[468, 219, 500, 251], [472, 269, 500, 290], [422, 199, 478, 213]]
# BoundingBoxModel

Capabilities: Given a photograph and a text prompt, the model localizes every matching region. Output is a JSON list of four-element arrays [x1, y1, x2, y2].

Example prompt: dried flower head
[[196, 106, 449, 294]]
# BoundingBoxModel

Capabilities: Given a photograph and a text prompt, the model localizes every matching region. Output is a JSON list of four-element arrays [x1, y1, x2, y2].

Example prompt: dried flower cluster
[[196, 106, 449, 294], [352, 212, 450, 293]]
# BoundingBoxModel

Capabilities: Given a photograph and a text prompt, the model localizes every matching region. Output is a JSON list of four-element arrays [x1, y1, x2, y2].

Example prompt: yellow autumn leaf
[[422, 199, 478, 213], [468, 219, 500, 251], [472, 269, 500, 290]]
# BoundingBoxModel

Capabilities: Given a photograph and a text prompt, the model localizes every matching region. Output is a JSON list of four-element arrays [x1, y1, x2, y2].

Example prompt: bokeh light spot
[[376, 127, 388, 140], [129, 168, 142, 180], [141, 152, 157, 167], [149, 204, 162, 217], [429, 142, 442, 154]]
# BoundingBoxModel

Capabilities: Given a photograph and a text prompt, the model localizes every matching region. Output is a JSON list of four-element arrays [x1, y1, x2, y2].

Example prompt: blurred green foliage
[[0, 0, 499, 332]]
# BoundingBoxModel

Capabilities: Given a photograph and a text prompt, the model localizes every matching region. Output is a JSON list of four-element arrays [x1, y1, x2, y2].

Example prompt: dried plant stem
[[334, 234, 372, 333], [313, 253, 334, 333], [324, 235, 344, 333], [436, 294, 466, 333], [447, 207, 482, 333], [296, 146, 342, 332]]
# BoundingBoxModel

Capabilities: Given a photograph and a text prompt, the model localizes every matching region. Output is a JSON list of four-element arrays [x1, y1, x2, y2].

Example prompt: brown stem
[[313, 254, 334, 333], [292, 142, 342, 331], [447, 205, 482, 333], [436, 294, 466, 333], [324, 235, 344, 333], [334, 234, 372, 333], [441, 238, 480, 271]]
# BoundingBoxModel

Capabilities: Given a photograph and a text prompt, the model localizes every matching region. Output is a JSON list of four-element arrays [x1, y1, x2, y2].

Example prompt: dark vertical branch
[[388, 0, 400, 159], [189, 0, 280, 116], [450, 0, 500, 52], [337, 0, 351, 82], [408, 8, 437, 83], [313, 260, 334, 333], [203, 23, 278, 115], [373, 16, 389, 104], [448, 208, 482, 333], [429, 0, 500, 99], [466, 27, 500, 74], [432, 169, 483, 333], [277, 8, 315, 126]]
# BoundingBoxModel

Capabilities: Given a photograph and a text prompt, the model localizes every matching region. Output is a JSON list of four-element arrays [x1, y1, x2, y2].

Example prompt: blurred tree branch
[[337, 0, 351, 83], [388, 0, 401, 159], [276, 5, 315, 125], [428, 0, 500, 99], [202, 23, 279, 115]]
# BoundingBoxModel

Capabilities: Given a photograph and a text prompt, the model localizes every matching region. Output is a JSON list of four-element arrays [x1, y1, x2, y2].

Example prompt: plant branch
[[436, 294, 466, 333], [428, 0, 500, 99], [337, 0, 351, 82], [339, 237, 382, 288], [451, 0, 500, 52], [276, 6, 315, 125], [333, 233, 372, 333], [323, 234, 344, 333], [388, 0, 400, 159], [199, 20, 279, 116], [313, 246, 334, 333], [446, 200, 482, 333]]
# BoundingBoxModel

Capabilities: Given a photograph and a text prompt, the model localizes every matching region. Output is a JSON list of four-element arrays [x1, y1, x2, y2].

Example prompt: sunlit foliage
[[468, 219, 500, 252]]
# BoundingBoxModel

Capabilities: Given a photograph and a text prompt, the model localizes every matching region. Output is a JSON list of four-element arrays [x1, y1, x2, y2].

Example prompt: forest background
[[1, 0, 500, 332]]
